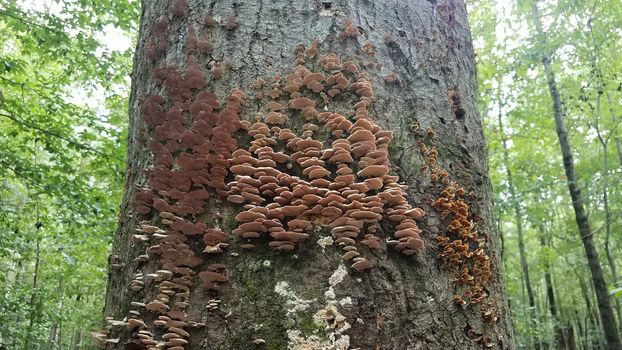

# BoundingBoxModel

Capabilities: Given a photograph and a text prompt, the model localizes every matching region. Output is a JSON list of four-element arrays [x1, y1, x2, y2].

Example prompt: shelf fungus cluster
[[104, 3, 247, 348], [107, 6, 427, 348], [225, 43, 426, 272], [419, 135, 498, 328]]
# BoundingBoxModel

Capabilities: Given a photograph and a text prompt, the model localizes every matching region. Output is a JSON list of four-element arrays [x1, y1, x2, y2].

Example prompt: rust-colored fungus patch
[[171, 0, 186, 17], [340, 18, 360, 39], [223, 15, 238, 30], [419, 133, 497, 330], [113, 4, 247, 344], [220, 37, 426, 275]]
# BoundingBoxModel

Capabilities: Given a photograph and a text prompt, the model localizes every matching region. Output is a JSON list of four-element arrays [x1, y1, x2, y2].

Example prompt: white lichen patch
[[316, 236, 334, 252], [339, 297, 352, 307], [274, 281, 315, 315], [332, 335, 351, 350], [325, 287, 336, 300], [325, 264, 348, 301], [287, 330, 331, 350], [287, 329, 350, 350], [328, 264, 348, 287], [285, 264, 353, 350]]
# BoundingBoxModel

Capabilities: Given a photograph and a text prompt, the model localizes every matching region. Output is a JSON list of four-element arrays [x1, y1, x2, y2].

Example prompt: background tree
[[100, 0, 513, 349], [471, 0, 622, 347], [530, 1, 621, 348]]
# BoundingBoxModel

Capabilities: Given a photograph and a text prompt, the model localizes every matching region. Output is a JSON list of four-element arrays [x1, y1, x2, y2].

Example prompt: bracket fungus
[[119, 14, 438, 348], [420, 132, 496, 325]]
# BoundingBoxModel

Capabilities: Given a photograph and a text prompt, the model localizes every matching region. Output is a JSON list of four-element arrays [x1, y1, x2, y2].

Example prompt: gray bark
[[530, 2, 622, 348], [103, 0, 513, 349]]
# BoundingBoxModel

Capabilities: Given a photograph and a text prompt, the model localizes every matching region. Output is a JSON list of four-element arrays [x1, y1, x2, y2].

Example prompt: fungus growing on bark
[[133, 190, 154, 214], [127, 318, 147, 330], [351, 259, 373, 272], [205, 15, 219, 27], [289, 97, 316, 110], [198, 37, 213, 54], [421, 130, 496, 323], [384, 72, 399, 84], [171, 0, 186, 17], [210, 62, 224, 79], [342, 61, 357, 74], [340, 18, 360, 39], [265, 112, 287, 125], [304, 39, 320, 58], [224, 16, 238, 30], [362, 42, 376, 56], [155, 17, 169, 38], [128, 29, 441, 348]]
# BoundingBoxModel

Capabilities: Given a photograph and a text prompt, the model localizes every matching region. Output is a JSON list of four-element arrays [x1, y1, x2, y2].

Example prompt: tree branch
[[0, 111, 114, 158], [0, 8, 66, 36]]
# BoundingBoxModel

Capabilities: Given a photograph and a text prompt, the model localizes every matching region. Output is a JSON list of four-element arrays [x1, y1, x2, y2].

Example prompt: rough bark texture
[[531, 2, 622, 349], [103, 0, 513, 349]]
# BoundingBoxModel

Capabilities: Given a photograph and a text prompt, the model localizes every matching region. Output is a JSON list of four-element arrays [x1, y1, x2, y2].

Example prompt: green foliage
[[469, 0, 622, 348], [0, 0, 138, 348]]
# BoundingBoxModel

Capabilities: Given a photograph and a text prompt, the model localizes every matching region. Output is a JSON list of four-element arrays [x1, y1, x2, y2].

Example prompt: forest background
[[0, 0, 620, 348]]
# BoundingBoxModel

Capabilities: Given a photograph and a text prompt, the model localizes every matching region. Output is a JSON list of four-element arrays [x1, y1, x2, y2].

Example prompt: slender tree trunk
[[56, 277, 65, 350], [582, 9, 622, 329], [496, 101, 538, 347], [45, 324, 58, 350], [615, 136, 622, 167], [25, 238, 41, 350], [564, 318, 581, 350], [495, 208, 505, 262], [530, 2, 622, 349], [538, 224, 565, 349], [102, 0, 513, 349], [72, 330, 81, 350], [595, 94, 622, 333]]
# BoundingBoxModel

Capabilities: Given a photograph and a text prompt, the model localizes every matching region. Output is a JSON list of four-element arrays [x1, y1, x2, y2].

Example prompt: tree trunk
[[615, 136, 622, 168], [538, 224, 565, 349], [530, 2, 622, 349], [102, 0, 513, 349], [583, 7, 622, 329], [595, 93, 622, 333], [25, 238, 41, 350], [496, 101, 538, 348]]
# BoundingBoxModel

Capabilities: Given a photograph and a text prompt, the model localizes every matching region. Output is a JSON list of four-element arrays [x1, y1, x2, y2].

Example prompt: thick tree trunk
[[530, 2, 622, 349], [102, 0, 513, 349]]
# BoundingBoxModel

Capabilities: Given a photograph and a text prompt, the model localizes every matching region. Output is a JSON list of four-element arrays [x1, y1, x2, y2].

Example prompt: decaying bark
[[102, 0, 513, 349]]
